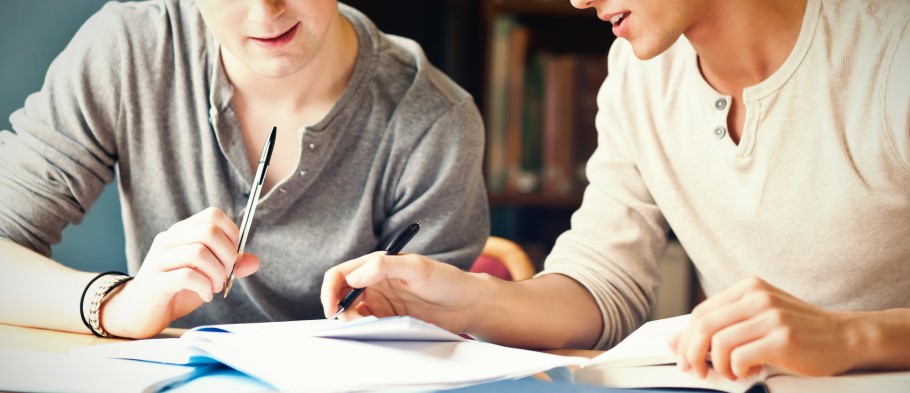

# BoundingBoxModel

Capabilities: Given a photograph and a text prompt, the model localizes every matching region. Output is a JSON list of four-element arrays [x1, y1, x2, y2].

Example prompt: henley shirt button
[[714, 98, 727, 110], [714, 126, 727, 138], [299, 171, 307, 177], [308, 143, 315, 150]]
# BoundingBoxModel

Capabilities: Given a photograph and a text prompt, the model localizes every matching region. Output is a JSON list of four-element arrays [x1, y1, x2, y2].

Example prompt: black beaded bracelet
[[79, 271, 131, 337]]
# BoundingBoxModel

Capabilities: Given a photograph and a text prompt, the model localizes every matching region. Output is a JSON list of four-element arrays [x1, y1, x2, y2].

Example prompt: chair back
[[469, 236, 536, 281]]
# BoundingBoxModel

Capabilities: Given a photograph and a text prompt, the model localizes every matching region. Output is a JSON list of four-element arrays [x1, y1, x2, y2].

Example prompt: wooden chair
[[469, 236, 536, 281]]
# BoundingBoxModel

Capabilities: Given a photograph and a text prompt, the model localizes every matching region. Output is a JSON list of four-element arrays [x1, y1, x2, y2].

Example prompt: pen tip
[[223, 278, 234, 298], [331, 308, 344, 320]]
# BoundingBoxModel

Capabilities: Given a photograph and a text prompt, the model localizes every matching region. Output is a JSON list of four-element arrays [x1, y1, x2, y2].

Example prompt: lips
[[250, 23, 299, 47], [608, 11, 630, 37]]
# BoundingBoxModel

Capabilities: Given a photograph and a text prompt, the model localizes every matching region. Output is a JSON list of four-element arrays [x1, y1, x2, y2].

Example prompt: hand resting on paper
[[668, 277, 909, 381], [101, 207, 260, 338]]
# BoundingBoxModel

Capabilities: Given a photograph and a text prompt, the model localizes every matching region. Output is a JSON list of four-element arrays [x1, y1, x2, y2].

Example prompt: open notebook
[[76, 316, 589, 392], [574, 314, 910, 393]]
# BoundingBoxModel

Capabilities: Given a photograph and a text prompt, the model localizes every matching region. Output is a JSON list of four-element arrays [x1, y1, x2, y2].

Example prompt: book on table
[[75, 316, 589, 392], [574, 314, 910, 393]]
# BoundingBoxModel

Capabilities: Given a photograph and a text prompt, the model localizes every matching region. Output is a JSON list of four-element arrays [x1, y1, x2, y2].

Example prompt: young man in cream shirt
[[323, 0, 910, 380]]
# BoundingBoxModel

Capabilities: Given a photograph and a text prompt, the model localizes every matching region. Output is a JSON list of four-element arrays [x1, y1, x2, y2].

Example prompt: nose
[[569, 0, 591, 9], [248, 0, 285, 23], [570, 0, 600, 10], [569, 0, 610, 21]]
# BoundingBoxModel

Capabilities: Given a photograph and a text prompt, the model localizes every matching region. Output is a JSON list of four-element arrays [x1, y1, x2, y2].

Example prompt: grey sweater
[[0, 0, 489, 326]]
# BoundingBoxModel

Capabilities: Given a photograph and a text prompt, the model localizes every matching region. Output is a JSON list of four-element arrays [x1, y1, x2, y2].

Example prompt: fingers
[[232, 252, 260, 278], [168, 207, 240, 245], [140, 267, 217, 303], [706, 315, 767, 380], [677, 303, 751, 377], [729, 334, 779, 379], [676, 277, 780, 378], [321, 253, 373, 318], [150, 243, 230, 292], [344, 253, 432, 288], [356, 286, 400, 318], [143, 207, 248, 294], [156, 216, 240, 274]]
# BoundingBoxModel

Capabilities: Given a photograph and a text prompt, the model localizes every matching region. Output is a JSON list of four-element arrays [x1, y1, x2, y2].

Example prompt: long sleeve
[[538, 42, 667, 350], [383, 98, 490, 269], [0, 4, 124, 256]]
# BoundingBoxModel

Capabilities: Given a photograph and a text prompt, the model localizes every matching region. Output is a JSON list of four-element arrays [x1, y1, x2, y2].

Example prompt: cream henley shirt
[[541, 0, 910, 349]]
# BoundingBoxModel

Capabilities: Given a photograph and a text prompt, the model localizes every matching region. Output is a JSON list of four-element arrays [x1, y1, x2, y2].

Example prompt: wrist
[[841, 309, 910, 371], [463, 272, 512, 340], [80, 271, 132, 337], [98, 280, 133, 337]]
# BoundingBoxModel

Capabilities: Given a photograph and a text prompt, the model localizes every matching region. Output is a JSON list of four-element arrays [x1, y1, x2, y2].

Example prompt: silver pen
[[224, 126, 276, 298]]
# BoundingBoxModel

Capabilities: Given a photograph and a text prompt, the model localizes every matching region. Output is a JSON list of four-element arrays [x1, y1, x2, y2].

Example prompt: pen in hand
[[332, 221, 421, 319], [224, 126, 276, 298]]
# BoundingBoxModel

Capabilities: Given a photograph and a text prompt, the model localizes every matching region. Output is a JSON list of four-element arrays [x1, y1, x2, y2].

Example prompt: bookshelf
[[480, 0, 614, 268]]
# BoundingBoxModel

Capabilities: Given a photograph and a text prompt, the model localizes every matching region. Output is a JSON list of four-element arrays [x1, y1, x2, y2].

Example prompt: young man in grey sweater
[[0, 0, 489, 339], [323, 0, 910, 380]]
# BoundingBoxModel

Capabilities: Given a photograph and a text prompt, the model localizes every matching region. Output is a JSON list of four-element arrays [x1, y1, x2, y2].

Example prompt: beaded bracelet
[[79, 271, 133, 337]]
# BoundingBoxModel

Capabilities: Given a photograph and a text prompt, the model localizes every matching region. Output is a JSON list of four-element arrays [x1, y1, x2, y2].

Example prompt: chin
[[628, 38, 675, 61], [252, 61, 306, 79]]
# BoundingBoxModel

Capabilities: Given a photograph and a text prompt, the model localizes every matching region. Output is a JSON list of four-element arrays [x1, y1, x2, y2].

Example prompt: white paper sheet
[[0, 348, 208, 393]]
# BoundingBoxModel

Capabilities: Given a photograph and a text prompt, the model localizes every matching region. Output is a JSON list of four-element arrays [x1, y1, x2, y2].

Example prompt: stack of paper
[[76, 316, 589, 392], [574, 314, 910, 393]]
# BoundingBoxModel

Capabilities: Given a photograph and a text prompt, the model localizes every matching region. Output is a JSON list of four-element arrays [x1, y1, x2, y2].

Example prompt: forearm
[[0, 240, 95, 333], [467, 273, 603, 350], [845, 308, 910, 371]]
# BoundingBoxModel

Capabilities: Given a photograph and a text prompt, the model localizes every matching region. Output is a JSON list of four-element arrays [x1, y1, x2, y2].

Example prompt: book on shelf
[[75, 316, 588, 392], [484, 16, 608, 198], [485, 15, 514, 194], [574, 314, 910, 393], [504, 18, 530, 194], [541, 53, 575, 196]]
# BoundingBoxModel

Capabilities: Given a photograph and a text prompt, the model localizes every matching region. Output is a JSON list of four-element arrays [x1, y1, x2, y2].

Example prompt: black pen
[[224, 126, 277, 298], [332, 221, 421, 319]]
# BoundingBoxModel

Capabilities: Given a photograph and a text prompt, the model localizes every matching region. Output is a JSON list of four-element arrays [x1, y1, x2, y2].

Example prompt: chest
[[235, 106, 330, 193]]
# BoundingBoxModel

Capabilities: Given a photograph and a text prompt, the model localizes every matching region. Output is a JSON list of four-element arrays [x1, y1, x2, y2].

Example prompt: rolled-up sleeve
[[0, 5, 123, 256]]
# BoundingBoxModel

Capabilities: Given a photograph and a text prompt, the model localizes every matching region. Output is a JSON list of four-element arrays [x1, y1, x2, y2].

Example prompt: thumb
[[232, 252, 261, 278]]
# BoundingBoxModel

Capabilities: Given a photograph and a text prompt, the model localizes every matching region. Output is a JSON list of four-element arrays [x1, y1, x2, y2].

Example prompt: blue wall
[[1, 1, 126, 272]]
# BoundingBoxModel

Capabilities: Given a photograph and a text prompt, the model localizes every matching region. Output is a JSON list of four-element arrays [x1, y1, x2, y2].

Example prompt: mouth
[[609, 12, 629, 26], [251, 23, 299, 46]]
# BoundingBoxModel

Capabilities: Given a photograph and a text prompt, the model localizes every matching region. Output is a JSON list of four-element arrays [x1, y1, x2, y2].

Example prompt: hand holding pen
[[331, 221, 421, 319], [97, 128, 275, 336]]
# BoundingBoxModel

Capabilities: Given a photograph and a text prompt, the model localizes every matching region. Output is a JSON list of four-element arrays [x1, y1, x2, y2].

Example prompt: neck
[[223, 12, 358, 115], [686, 0, 808, 93]]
